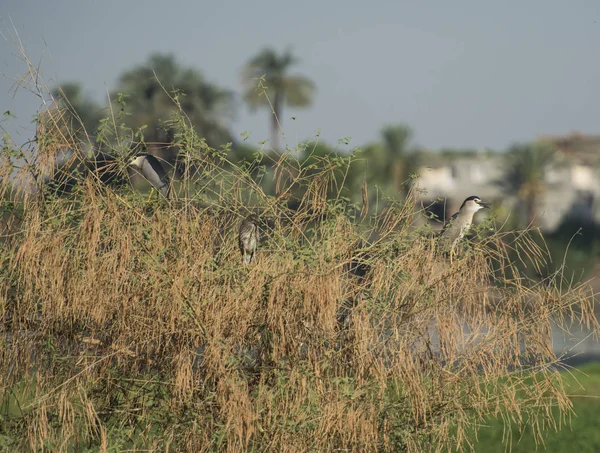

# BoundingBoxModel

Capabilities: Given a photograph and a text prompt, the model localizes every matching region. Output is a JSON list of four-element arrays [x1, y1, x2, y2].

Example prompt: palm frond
[[282, 76, 316, 107]]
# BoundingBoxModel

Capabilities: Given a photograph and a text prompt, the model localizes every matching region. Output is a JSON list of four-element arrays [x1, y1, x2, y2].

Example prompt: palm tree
[[115, 53, 233, 148], [498, 142, 556, 226], [241, 47, 316, 152]]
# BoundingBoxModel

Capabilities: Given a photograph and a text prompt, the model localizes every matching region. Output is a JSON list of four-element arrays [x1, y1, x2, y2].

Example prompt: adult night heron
[[437, 196, 490, 262], [129, 154, 171, 200], [238, 214, 260, 264]]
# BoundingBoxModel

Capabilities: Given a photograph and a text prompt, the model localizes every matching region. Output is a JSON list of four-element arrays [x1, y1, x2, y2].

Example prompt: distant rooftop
[[539, 132, 600, 162]]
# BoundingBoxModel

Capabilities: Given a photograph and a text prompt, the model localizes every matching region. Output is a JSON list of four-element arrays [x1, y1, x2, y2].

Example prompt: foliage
[[498, 141, 557, 226]]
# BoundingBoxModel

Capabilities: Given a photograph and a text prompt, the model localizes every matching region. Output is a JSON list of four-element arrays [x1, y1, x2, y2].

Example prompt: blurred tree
[[498, 142, 556, 226], [351, 124, 420, 201], [299, 141, 335, 167], [300, 141, 342, 195], [380, 124, 417, 196], [241, 47, 316, 152], [115, 53, 233, 148], [51, 82, 103, 140], [353, 143, 386, 187]]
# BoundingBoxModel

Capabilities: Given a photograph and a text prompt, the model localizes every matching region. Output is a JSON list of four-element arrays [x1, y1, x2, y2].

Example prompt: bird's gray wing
[[437, 212, 460, 252], [142, 155, 170, 196], [439, 212, 459, 237]]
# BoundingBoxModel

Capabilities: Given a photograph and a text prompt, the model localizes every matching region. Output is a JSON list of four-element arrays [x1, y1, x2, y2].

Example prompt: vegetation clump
[[0, 64, 598, 453]]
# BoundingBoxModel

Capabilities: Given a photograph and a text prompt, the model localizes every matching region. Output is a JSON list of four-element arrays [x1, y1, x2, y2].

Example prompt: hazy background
[[2, 0, 600, 150]]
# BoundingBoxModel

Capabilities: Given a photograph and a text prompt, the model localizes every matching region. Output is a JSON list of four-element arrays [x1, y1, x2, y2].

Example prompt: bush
[[0, 74, 598, 452]]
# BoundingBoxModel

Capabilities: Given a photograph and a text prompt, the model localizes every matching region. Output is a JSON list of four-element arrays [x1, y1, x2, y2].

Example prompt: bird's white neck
[[130, 156, 145, 167]]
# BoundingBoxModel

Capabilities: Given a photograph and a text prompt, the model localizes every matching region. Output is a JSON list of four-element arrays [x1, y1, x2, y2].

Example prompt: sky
[[1, 0, 599, 152]]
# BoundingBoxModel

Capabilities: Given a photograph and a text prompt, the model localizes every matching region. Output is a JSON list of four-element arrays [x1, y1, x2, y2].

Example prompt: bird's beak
[[479, 201, 491, 209]]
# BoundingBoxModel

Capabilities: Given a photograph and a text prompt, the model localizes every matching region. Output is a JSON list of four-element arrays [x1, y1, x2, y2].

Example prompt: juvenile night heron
[[238, 214, 260, 264], [437, 195, 490, 262], [129, 154, 171, 200]]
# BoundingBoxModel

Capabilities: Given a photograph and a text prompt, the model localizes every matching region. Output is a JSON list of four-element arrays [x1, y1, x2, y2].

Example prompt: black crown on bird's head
[[460, 196, 490, 210]]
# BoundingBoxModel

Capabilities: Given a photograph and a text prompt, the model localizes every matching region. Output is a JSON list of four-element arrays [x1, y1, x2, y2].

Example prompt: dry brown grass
[[0, 52, 599, 452]]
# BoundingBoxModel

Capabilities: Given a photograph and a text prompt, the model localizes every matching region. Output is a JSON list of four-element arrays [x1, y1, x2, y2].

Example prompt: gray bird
[[238, 214, 260, 264], [437, 196, 490, 261], [129, 154, 171, 199]]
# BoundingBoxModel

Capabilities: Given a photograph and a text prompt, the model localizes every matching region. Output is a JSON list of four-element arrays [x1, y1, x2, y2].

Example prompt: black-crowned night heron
[[129, 154, 171, 200], [238, 214, 260, 264], [437, 195, 490, 262]]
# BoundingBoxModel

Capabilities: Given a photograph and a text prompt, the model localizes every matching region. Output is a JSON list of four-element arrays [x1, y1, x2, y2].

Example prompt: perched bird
[[238, 214, 260, 264], [129, 154, 171, 199], [437, 196, 490, 262]]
